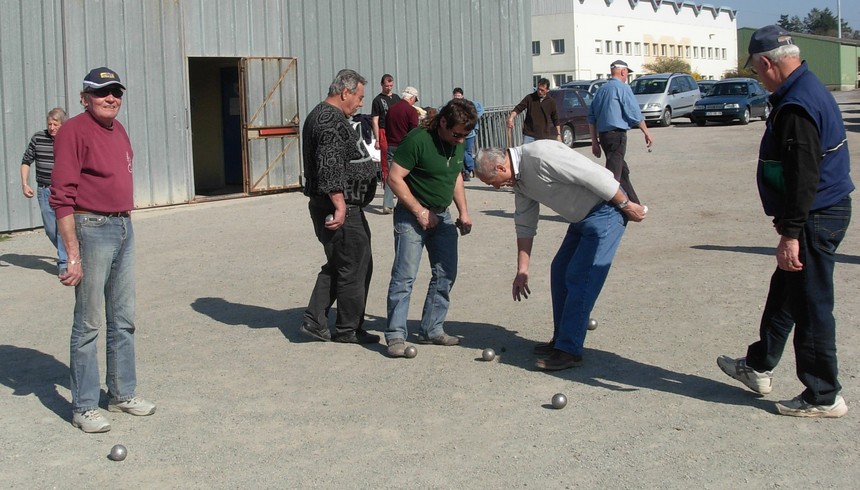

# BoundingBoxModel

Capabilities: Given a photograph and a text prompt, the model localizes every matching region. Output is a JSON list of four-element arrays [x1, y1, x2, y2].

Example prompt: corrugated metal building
[[1, 0, 532, 233], [738, 27, 860, 91]]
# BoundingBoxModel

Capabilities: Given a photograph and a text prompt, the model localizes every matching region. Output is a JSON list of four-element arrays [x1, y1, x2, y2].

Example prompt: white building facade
[[531, 0, 738, 86]]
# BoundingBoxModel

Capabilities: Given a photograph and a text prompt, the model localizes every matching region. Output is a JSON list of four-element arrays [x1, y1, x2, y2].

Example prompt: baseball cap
[[82, 67, 126, 91], [610, 60, 633, 73], [744, 25, 794, 67], [401, 86, 419, 101]]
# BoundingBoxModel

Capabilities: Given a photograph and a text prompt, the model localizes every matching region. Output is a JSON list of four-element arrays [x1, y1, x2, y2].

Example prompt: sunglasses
[[89, 87, 124, 98]]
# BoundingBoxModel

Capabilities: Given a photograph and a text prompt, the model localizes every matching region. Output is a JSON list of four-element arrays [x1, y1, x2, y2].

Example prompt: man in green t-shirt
[[384, 98, 478, 358]]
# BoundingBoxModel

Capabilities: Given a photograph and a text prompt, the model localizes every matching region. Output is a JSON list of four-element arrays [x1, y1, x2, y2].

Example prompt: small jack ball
[[482, 348, 496, 361], [551, 393, 567, 409], [404, 346, 417, 358], [325, 214, 334, 223], [109, 444, 127, 461], [587, 318, 598, 330]]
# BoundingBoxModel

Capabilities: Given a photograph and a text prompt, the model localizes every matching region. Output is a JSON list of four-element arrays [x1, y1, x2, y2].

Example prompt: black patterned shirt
[[21, 129, 56, 186]]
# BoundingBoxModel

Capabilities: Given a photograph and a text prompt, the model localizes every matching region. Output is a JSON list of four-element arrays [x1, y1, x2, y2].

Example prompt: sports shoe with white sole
[[776, 395, 848, 418], [108, 396, 157, 416], [717, 355, 773, 394], [72, 409, 111, 433]]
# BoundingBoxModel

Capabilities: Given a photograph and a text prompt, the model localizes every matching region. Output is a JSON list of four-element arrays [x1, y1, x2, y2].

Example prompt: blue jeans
[[385, 205, 458, 342], [463, 137, 476, 172], [523, 135, 536, 144], [550, 203, 626, 356], [746, 197, 851, 405], [70, 213, 137, 413], [37, 185, 67, 269]]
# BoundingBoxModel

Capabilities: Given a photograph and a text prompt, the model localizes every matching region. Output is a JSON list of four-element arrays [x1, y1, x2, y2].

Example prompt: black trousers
[[746, 197, 851, 405], [304, 204, 373, 336], [598, 130, 640, 204]]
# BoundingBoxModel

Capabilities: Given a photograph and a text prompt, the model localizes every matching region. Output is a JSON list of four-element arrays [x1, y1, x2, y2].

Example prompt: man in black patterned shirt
[[299, 69, 380, 344]]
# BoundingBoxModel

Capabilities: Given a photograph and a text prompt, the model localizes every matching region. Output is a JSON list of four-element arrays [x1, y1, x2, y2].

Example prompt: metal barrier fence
[[475, 106, 524, 150]]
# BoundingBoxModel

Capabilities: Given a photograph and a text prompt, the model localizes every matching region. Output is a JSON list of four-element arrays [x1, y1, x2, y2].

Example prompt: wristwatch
[[617, 199, 629, 209]]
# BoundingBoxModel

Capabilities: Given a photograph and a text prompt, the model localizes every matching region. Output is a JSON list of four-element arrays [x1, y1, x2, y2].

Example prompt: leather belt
[[74, 208, 130, 217]]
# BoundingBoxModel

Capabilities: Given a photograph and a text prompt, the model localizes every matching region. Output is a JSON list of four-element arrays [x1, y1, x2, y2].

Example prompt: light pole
[[837, 0, 842, 38]]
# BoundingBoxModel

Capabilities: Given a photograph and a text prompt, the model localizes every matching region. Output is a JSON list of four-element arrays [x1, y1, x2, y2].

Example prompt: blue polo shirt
[[587, 78, 644, 133]]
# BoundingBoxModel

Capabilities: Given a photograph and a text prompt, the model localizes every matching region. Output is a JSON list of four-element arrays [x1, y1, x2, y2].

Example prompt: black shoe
[[535, 349, 583, 371], [299, 322, 331, 342], [333, 329, 380, 344], [533, 341, 555, 357], [462, 171, 471, 182]]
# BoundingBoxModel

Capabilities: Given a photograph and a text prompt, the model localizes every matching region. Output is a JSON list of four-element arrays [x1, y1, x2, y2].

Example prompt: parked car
[[629, 73, 701, 127], [548, 88, 594, 147], [559, 79, 607, 94], [697, 80, 717, 96], [691, 78, 771, 126]]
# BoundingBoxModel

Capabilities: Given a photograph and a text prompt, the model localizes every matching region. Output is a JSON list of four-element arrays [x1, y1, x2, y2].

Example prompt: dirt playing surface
[[2, 91, 859, 488]]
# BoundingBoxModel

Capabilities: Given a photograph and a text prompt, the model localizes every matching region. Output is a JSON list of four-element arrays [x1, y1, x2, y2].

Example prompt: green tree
[[803, 8, 839, 36], [642, 57, 690, 74], [777, 14, 804, 32]]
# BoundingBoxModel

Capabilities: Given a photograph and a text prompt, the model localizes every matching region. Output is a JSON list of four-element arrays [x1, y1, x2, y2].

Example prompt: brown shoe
[[535, 350, 583, 370], [533, 341, 555, 357], [417, 333, 460, 346]]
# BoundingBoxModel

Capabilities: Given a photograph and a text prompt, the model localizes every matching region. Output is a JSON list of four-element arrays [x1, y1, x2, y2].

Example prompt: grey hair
[[475, 147, 507, 181], [754, 43, 800, 65], [47, 107, 67, 122], [328, 69, 367, 96]]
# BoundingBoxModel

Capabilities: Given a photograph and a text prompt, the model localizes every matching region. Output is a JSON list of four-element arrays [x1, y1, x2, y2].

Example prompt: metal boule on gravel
[[481, 348, 496, 361], [587, 318, 598, 330], [109, 444, 127, 461], [404, 346, 417, 358], [551, 393, 567, 410]]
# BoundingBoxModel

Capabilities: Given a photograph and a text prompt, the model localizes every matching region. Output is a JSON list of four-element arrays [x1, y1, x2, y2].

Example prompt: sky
[[713, 0, 860, 32]]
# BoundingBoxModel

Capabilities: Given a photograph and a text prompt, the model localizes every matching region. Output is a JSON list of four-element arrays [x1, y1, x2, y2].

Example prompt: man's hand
[[512, 272, 530, 301], [591, 140, 602, 158], [22, 184, 34, 198], [416, 208, 438, 230], [325, 207, 346, 230], [455, 212, 472, 235], [622, 202, 648, 222], [776, 236, 802, 272], [59, 259, 83, 286], [374, 140, 381, 150]]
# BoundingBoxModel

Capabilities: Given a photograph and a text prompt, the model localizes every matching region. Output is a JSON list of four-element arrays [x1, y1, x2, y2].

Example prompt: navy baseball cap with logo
[[744, 25, 794, 68], [610, 59, 633, 73], [82, 66, 126, 91]]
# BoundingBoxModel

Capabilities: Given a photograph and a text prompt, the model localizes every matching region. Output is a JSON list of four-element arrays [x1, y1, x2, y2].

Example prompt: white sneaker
[[72, 409, 111, 433], [108, 396, 156, 416], [776, 395, 848, 418], [717, 355, 773, 394]]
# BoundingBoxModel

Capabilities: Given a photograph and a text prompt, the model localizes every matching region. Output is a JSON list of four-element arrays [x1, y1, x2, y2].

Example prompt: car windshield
[[712, 83, 748, 96], [630, 78, 667, 95], [563, 83, 589, 91]]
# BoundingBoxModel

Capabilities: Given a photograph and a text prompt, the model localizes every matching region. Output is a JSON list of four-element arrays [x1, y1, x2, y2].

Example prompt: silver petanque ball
[[481, 348, 496, 361], [325, 214, 334, 223], [109, 444, 127, 461], [404, 345, 417, 358], [587, 318, 598, 330], [551, 393, 567, 409]]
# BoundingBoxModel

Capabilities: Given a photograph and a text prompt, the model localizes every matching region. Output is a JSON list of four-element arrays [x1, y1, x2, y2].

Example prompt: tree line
[[778, 7, 859, 40]]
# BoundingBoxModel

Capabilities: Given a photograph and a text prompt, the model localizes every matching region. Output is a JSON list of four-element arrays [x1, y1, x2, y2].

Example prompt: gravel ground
[[2, 90, 859, 488]]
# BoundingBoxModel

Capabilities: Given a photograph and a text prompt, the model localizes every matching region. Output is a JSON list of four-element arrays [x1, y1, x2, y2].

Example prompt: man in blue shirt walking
[[588, 60, 653, 203]]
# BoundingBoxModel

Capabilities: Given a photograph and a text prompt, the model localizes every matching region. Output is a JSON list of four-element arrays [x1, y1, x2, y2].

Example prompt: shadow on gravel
[[482, 209, 568, 224], [0, 345, 71, 421], [0, 253, 57, 275], [692, 244, 860, 265], [444, 321, 774, 413]]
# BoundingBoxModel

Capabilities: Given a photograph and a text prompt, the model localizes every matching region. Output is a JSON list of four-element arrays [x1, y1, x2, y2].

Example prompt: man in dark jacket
[[718, 26, 854, 418]]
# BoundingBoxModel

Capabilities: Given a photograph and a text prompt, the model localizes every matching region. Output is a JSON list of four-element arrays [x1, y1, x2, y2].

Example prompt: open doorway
[[188, 57, 244, 198]]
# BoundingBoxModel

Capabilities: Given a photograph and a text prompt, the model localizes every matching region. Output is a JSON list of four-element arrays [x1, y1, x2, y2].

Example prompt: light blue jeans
[[70, 213, 137, 413], [385, 205, 458, 342], [550, 203, 626, 356], [37, 185, 67, 269]]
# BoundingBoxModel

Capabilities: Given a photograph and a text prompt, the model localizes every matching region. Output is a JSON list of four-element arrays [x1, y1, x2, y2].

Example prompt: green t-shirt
[[392, 128, 464, 209]]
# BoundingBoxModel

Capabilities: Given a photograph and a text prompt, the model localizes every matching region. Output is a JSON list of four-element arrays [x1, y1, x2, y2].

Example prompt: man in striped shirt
[[20, 107, 68, 274]]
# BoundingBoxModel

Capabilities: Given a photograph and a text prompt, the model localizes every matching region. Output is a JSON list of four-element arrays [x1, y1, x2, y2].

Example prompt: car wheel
[[561, 125, 575, 148], [659, 108, 672, 127], [694, 118, 706, 127], [740, 107, 750, 125], [761, 104, 771, 121]]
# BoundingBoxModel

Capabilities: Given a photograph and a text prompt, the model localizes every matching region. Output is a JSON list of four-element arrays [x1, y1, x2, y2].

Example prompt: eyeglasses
[[451, 130, 470, 139], [89, 87, 124, 99]]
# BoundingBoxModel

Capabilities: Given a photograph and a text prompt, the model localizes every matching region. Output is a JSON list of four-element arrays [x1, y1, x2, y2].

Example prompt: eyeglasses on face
[[451, 130, 470, 139], [89, 87, 124, 98]]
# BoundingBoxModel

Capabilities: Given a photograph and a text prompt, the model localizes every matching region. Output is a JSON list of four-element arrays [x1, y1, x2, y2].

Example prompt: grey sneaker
[[108, 396, 157, 416], [417, 333, 460, 346], [387, 338, 407, 357], [776, 395, 848, 418], [72, 409, 111, 433], [717, 355, 773, 394]]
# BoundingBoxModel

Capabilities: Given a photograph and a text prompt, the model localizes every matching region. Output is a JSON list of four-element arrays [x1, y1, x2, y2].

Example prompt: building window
[[693, 46, 699, 58], [551, 39, 565, 54], [708, 47, 713, 59], [669, 45, 675, 57], [553, 74, 566, 87], [634, 42, 641, 55], [615, 41, 622, 54], [653, 43, 658, 55], [605, 40, 613, 54], [644, 43, 650, 56], [532, 41, 540, 56], [685, 46, 691, 58], [721, 48, 727, 60], [625, 42, 632, 55], [595, 39, 602, 54], [661, 44, 667, 56], [533, 75, 542, 88]]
